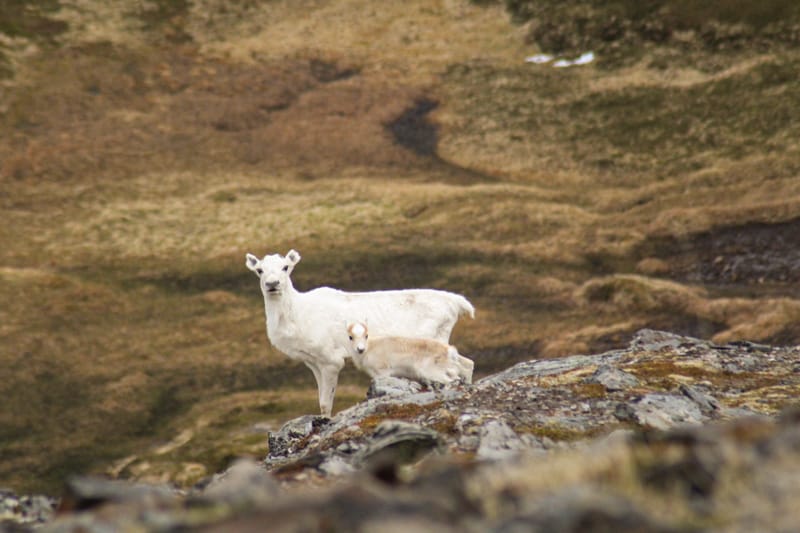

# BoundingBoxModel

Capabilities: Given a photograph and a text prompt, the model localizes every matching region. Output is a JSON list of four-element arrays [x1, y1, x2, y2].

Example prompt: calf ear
[[286, 249, 301, 265], [245, 253, 260, 272]]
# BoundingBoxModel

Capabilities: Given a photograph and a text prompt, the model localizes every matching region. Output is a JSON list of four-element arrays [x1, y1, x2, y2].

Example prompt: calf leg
[[419, 364, 454, 388], [447, 347, 474, 384], [458, 355, 475, 384]]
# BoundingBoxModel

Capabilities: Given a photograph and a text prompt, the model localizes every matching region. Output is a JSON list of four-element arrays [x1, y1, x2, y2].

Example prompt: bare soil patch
[[640, 218, 800, 288]]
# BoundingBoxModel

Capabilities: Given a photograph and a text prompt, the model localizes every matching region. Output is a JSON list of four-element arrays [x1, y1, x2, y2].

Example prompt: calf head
[[245, 249, 301, 295], [346, 321, 369, 355]]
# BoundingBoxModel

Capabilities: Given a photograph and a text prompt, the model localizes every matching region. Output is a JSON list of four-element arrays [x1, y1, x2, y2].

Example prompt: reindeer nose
[[356, 346, 365, 354], [264, 280, 279, 291]]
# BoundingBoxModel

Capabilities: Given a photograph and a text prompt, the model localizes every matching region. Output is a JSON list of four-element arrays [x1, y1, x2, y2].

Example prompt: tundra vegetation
[[1, 0, 800, 494]]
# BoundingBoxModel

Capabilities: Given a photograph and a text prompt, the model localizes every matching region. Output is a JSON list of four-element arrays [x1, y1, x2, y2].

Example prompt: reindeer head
[[245, 249, 301, 296]]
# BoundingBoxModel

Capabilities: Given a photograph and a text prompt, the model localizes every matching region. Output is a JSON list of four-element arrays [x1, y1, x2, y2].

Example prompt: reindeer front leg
[[313, 361, 343, 417], [305, 363, 327, 416]]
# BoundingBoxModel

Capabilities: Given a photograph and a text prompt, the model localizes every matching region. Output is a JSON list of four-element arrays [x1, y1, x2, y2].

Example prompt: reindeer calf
[[346, 321, 474, 386]]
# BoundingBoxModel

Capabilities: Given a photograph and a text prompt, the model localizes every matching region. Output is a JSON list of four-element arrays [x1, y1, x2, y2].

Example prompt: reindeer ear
[[245, 253, 260, 272], [286, 249, 301, 265]]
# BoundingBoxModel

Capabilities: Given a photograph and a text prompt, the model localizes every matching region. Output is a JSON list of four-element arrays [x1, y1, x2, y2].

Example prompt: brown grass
[[2, 0, 800, 493]]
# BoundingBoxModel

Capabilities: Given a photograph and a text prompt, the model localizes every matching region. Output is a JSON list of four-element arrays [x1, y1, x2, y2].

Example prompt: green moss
[[628, 360, 788, 397], [569, 382, 608, 399], [515, 422, 609, 442], [359, 402, 442, 433], [627, 360, 713, 390], [429, 413, 459, 435]]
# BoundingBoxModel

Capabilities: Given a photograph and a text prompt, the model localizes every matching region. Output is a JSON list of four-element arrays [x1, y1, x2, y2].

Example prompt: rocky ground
[[4, 329, 799, 532]]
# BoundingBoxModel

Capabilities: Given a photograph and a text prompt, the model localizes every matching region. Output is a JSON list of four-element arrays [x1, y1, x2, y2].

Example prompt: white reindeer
[[245, 249, 475, 416], [346, 321, 474, 386]]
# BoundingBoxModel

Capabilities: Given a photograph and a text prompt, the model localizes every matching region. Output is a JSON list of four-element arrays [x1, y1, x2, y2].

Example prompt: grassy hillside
[[2, 0, 800, 493]]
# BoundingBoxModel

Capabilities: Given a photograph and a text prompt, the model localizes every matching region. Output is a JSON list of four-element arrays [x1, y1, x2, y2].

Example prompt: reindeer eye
[[348, 335, 353, 340], [282, 265, 289, 272], [256, 268, 263, 275]]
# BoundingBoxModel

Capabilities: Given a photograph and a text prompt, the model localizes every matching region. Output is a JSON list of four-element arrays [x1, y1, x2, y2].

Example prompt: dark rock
[[613, 401, 637, 423], [357, 420, 443, 479], [728, 340, 772, 352]]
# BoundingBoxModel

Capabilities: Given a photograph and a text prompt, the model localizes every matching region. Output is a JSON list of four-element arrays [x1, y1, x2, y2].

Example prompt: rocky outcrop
[[258, 329, 798, 481], [19, 330, 800, 532], [0, 490, 56, 530]]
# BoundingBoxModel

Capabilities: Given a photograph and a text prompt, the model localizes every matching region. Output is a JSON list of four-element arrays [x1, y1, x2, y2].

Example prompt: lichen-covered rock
[[196, 459, 279, 506], [616, 393, 706, 430], [477, 353, 612, 386], [585, 365, 640, 391], [366, 376, 423, 399], [476, 419, 539, 460], [629, 328, 702, 352], [267, 415, 329, 458], [21, 330, 800, 532], [258, 330, 800, 483], [678, 383, 721, 416], [0, 489, 56, 529]]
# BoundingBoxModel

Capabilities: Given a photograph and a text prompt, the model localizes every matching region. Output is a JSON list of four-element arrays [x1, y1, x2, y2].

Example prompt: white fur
[[245, 249, 475, 416], [346, 321, 474, 385]]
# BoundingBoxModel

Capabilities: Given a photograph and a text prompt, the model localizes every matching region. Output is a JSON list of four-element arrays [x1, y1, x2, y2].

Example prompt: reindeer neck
[[263, 282, 300, 333]]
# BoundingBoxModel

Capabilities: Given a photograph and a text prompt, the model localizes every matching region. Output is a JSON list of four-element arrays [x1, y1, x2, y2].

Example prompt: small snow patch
[[553, 52, 595, 68], [526, 51, 595, 68], [525, 54, 554, 64]]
